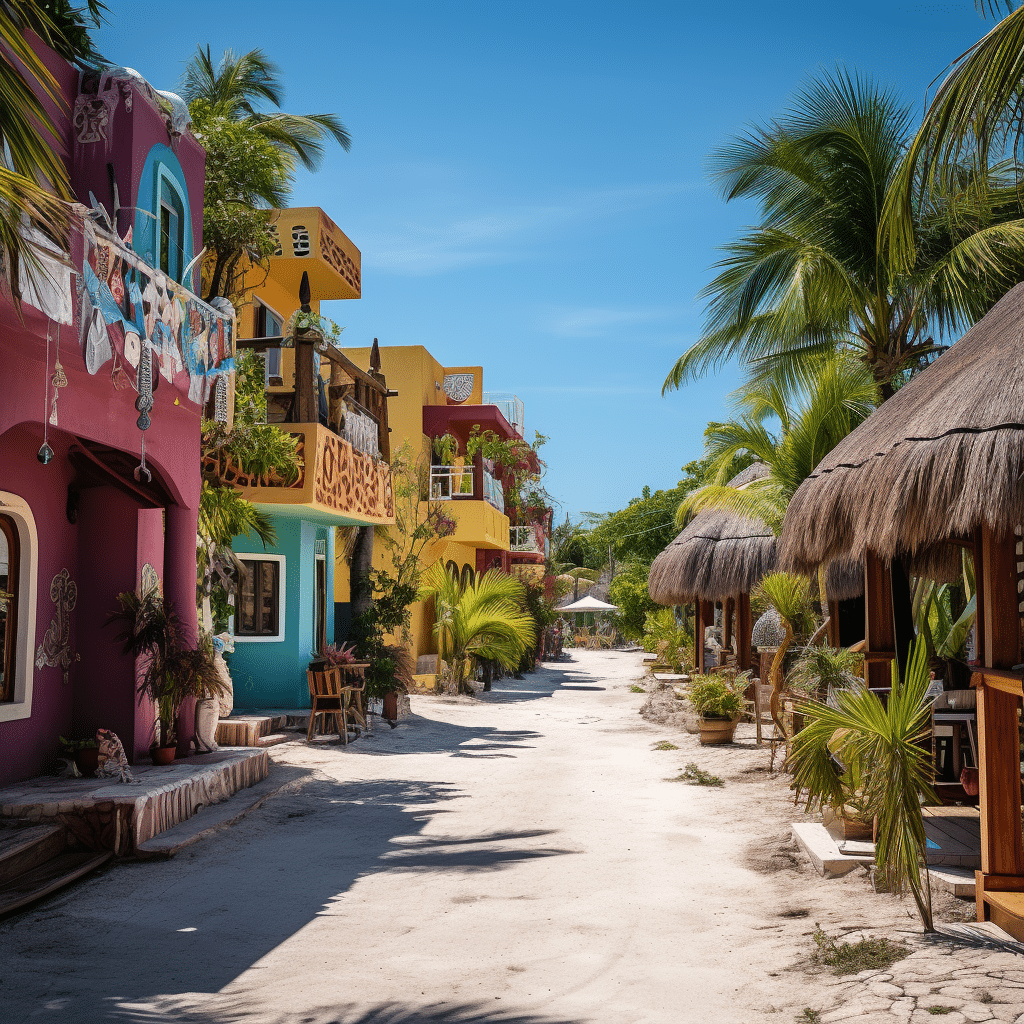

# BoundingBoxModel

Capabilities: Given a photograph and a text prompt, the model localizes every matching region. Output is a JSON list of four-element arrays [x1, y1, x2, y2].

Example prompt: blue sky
[[98, 1, 993, 520]]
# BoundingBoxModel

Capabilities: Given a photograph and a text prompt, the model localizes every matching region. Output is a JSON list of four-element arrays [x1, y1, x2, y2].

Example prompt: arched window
[[134, 145, 194, 286], [158, 171, 187, 282], [0, 515, 18, 703], [460, 565, 475, 591]]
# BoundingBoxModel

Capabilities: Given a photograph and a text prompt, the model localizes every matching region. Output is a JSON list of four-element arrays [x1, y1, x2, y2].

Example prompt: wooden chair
[[306, 665, 350, 744], [343, 662, 370, 730]]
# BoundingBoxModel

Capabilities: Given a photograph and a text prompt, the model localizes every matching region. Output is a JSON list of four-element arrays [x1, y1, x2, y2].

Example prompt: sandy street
[[1, 650, 1015, 1024]]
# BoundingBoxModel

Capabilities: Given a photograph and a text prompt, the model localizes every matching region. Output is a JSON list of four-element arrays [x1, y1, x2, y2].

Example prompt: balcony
[[421, 498, 509, 551], [481, 392, 524, 436], [266, 207, 361, 301], [203, 422, 394, 526], [429, 461, 505, 513], [510, 524, 547, 556]]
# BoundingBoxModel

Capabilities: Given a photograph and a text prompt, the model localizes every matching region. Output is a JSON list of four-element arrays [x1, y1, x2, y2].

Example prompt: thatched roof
[[648, 463, 776, 605], [648, 509, 776, 605], [781, 283, 1024, 574], [824, 556, 863, 602]]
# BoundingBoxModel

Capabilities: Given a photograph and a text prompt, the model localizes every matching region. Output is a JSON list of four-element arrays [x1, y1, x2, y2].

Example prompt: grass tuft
[[796, 1011, 821, 1024], [811, 927, 908, 976], [668, 762, 724, 787], [978, 991, 994, 1004], [926, 1009, 955, 1016], [629, 684, 645, 693], [653, 741, 679, 750]]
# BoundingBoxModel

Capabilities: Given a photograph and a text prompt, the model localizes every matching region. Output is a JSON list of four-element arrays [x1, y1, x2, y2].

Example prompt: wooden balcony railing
[[203, 422, 393, 524]]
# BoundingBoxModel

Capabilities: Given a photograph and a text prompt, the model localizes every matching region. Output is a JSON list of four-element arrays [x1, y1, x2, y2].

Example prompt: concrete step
[[792, 822, 874, 877], [0, 821, 66, 886], [0, 848, 112, 918], [135, 765, 308, 858], [255, 733, 292, 748]]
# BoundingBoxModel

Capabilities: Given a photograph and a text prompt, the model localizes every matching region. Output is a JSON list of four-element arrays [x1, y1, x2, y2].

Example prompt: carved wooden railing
[[203, 424, 393, 522]]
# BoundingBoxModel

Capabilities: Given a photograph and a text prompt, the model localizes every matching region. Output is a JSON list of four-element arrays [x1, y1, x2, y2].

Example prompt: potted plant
[[108, 590, 224, 764], [687, 674, 746, 745], [60, 736, 100, 777]]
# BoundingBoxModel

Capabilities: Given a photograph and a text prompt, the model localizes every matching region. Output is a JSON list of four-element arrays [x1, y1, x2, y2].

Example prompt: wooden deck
[[923, 805, 981, 868]]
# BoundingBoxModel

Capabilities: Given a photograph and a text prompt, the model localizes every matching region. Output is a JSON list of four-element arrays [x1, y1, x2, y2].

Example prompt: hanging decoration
[[37, 324, 54, 465], [35, 569, 80, 685], [48, 324, 67, 428]]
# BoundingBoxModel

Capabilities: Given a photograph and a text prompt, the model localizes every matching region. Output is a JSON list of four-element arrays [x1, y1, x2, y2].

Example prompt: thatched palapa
[[780, 282, 1024, 574], [648, 465, 776, 605]]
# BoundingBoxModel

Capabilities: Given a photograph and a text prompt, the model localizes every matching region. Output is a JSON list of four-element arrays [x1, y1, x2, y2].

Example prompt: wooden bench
[[976, 872, 1024, 940]]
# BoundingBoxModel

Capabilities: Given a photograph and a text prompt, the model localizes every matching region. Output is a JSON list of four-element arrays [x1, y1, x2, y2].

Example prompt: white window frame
[[233, 553, 286, 643], [254, 299, 285, 382], [0, 492, 38, 722]]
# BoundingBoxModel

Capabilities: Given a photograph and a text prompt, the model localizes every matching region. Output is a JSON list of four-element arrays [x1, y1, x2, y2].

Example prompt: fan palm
[[675, 352, 878, 535], [0, 1, 89, 298], [181, 45, 350, 174], [664, 70, 1024, 401], [789, 638, 937, 930], [419, 563, 536, 695]]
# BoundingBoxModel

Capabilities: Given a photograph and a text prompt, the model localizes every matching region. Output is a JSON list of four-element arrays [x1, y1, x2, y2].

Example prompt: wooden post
[[697, 600, 713, 674], [827, 600, 840, 648], [723, 597, 734, 655], [736, 592, 752, 672], [890, 557, 916, 682], [864, 550, 895, 689], [294, 333, 318, 423], [975, 523, 1024, 937]]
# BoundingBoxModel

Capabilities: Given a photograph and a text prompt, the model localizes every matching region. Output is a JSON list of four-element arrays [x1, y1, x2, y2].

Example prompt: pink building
[[0, 39, 233, 782]]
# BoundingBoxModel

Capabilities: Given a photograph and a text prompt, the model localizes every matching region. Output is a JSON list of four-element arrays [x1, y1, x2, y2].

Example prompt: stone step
[[0, 849, 112, 918], [0, 821, 66, 886], [135, 765, 307, 859], [255, 733, 292, 748]]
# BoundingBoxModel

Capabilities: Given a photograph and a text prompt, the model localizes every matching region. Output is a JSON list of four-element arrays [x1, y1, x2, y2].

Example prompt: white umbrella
[[558, 594, 619, 613]]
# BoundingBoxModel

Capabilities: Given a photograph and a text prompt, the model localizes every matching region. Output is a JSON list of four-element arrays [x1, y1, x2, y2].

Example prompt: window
[[0, 515, 19, 703], [158, 179, 185, 282], [236, 556, 285, 640], [314, 553, 327, 656], [255, 302, 283, 384], [0, 493, 38, 722]]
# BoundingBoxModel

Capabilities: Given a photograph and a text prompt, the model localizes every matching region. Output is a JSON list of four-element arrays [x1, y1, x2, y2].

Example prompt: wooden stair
[[216, 712, 308, 747], [0, 820, 111, 918]]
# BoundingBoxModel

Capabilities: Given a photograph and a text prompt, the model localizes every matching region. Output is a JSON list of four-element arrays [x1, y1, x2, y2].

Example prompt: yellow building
[[209, 207, 395, 709], [335, 344, 545, 682]]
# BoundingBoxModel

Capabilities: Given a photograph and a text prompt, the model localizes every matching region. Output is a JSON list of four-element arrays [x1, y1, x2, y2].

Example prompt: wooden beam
[[737, 592, 752, 672], [293, 333, 319, 423], [980, 524, 1020, 671], [723, 597, 734, 655], [864, 550, 895, 689], [698, 600, 714, 675], [978, 682, 1024, 878], [827, 600, 840, 649]]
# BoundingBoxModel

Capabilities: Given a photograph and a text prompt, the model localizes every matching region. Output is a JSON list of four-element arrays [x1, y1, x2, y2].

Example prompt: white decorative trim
[[233, 554, 286, 643], [0, 492, 39, 722]]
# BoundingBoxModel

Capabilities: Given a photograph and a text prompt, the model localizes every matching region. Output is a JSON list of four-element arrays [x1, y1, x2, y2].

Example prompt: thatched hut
[[648, 465, 776, 673], [779, 281, 1024, 940]]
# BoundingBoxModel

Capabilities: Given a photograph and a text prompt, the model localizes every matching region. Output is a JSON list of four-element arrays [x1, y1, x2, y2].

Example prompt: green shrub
[[642, 608, 693, 672], [687, 674, 745, 720]]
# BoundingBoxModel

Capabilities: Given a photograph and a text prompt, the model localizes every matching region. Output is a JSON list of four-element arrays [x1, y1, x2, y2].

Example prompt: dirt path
[[1, 650, 1019, 1023]]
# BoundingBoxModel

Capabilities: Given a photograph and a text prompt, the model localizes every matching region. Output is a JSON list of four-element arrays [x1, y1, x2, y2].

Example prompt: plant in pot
[[687, 673, 746, 745], [60, 736, 100, 777], [108, 590, 224, 764]]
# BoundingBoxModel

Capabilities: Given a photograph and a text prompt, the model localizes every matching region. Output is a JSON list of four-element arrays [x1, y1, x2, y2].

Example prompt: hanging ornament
[[134, 339, 153, 483], [37, 442, 53, 465], [48, 325, 67, 427], [39, 324, 53, 466]]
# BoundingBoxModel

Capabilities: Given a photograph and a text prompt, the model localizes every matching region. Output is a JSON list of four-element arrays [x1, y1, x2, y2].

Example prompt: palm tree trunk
[[349, 526, 374, 620], [769, 622, 793, 740]]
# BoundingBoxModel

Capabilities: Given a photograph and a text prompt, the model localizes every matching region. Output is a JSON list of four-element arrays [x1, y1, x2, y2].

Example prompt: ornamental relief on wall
[[442, 373, 474, 404], [35, 568, 80, 685]]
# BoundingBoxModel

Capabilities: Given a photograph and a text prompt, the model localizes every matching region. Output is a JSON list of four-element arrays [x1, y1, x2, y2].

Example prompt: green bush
[[687, 674, 745, 720], [642, 608, 693, 672], [608, 562, 658, 639]]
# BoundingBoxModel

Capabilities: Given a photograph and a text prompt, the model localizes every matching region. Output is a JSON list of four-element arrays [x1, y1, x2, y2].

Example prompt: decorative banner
[[77, 220, 234, 408]]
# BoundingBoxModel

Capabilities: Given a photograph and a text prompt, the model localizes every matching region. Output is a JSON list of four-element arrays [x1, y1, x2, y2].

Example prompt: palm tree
[[0, 1, 98, 299], [676, 352, 878, 535], [789, 638, 938, 930], [181, 45, 350, 174], [884, 3, 1024, 267], [419, 563, 536, 695], [664, 70, 1024, 401]]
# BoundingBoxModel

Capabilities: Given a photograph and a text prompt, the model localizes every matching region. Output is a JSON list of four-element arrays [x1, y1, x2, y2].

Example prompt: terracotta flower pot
[[698, 716, 738, 746], [382, 692, 399, 721], [73, 747, 100, 777], [152, 746, 177, 766], [960, 766, 980, 796]]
